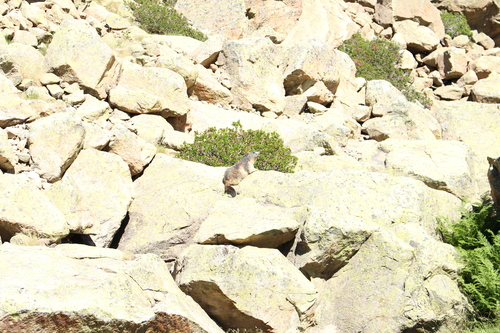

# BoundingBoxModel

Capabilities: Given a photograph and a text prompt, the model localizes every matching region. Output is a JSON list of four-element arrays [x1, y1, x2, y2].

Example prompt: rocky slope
[[1, 0, 500, 332]]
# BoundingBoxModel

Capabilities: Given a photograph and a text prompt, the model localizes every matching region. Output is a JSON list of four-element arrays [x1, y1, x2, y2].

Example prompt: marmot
[[488, 156, 500, 206], [223, 151, 260, 197]]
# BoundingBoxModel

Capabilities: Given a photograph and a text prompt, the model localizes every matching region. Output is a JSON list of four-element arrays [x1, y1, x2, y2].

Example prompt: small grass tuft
[[178, 121, 297, 173]]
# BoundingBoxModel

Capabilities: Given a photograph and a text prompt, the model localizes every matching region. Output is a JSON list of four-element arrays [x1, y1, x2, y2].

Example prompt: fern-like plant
[[178, 121, 297, 173], [439, 196, 500, 323]]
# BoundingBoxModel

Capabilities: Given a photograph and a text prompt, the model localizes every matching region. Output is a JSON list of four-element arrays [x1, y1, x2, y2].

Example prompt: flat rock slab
[[194, 197, 302, 248], [0, 244, 224, 333]]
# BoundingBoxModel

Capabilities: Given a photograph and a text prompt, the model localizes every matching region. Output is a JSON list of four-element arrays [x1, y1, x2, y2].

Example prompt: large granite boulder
[[0, 244, 223, 333], [45, 20, 116, 98]]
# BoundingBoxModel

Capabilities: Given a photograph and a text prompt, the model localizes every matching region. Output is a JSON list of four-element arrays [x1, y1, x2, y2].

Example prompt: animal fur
[[487, 156, 500, 206], [223, 151, 260, 196]]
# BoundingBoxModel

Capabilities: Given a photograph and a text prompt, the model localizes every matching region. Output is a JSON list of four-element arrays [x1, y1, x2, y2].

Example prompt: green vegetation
[[439, 196, 500, 330], [441, 10, 473, 39], [24, 89, 40, 100], [339, 33, 431, 108], [465, 326, 500, 333], [128, 0, 206, 41], [178, 121, 297, 173]]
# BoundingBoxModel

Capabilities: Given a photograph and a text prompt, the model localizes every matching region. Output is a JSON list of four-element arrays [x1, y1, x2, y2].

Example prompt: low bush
[[441, 10, 473, 39], [339, 34, 431, 108], [439, 196, 500, 326], [178, 121, 297, 173], [128, 0, 206, 41]]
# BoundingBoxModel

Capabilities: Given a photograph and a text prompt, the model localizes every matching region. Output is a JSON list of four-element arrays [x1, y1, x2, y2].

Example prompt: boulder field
[[1, 0, 500, 331]]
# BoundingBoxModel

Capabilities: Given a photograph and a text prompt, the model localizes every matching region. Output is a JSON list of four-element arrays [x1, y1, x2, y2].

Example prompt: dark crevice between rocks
[[61, 234, 96, 246], [110, 213, 129, 249], [401, 319, 442, 333]]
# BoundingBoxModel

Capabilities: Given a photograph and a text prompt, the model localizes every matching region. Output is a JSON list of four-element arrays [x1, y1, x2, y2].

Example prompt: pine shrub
[[339, 33, 431, 108], [178, 121, 297, 173], [128, 0, 206, 41], [439, 196, 500, 323], [441, 10, 473, 39]]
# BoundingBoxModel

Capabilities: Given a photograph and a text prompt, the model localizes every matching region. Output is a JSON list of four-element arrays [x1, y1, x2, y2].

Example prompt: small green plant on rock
[[441, 10, 473, 39], [339, 33, 431, 108], [439, 196, 500, 328], [178, 121, 297, 173], [128, 0, 206, 41]]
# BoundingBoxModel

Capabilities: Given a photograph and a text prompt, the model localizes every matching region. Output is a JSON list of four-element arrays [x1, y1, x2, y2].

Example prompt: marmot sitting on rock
[[223, 151, 260, 197], [488, 156, 500, 206]]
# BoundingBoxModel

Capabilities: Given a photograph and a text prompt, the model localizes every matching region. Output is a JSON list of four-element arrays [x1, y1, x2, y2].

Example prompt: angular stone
[[75, 95, 112, 122], [470, 56, 500, 79], [109, 62, 189, 117], [108, 123, 156, 176], [175, 244, 316, 332], [190, 34, 227, 67], [45, 149, 132, 246], [0, 43, 47, 84], [45, 20, 116, 98], [160, 129, 194, 150], [434, 101, 500, 197], [313, 225, 469, 332], [473, 31, 495, 50], [0, 174, 69, 242], [362, 115, 409, 141], [174, 0, 247, 39], [471, 72, 500, 103], [375, 0, 445, 38], [221, 38, 285, 113], [0, 244, 224, 333], [393, 20, 440, 52], [0, 94, 39, 127], [28, 112, 85, 182], [0, 128, 16, 172], [376, 139, 478, 200], [365, 80, 407, 106], [154, 44, 199, 88], [442, 47, 468, 79], [130, 114, 173, 146], [118, 154, 223, 261], [293, 207, 380, 279], [239, 169, 462, 235], [20, 1, 50, 28], [82, 122, 111, 150], [194, 197, 301, 248], [188, 65, 233, 106], [434, 85, 464, 100]]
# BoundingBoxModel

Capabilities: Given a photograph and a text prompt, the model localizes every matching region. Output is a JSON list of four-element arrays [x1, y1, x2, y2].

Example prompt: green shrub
[[441, 10, 473, 39], [178, 121, 297, 173], [339, 34, 431, 108], [439, 196, 500, 323], [128, 0, 206, 41]]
